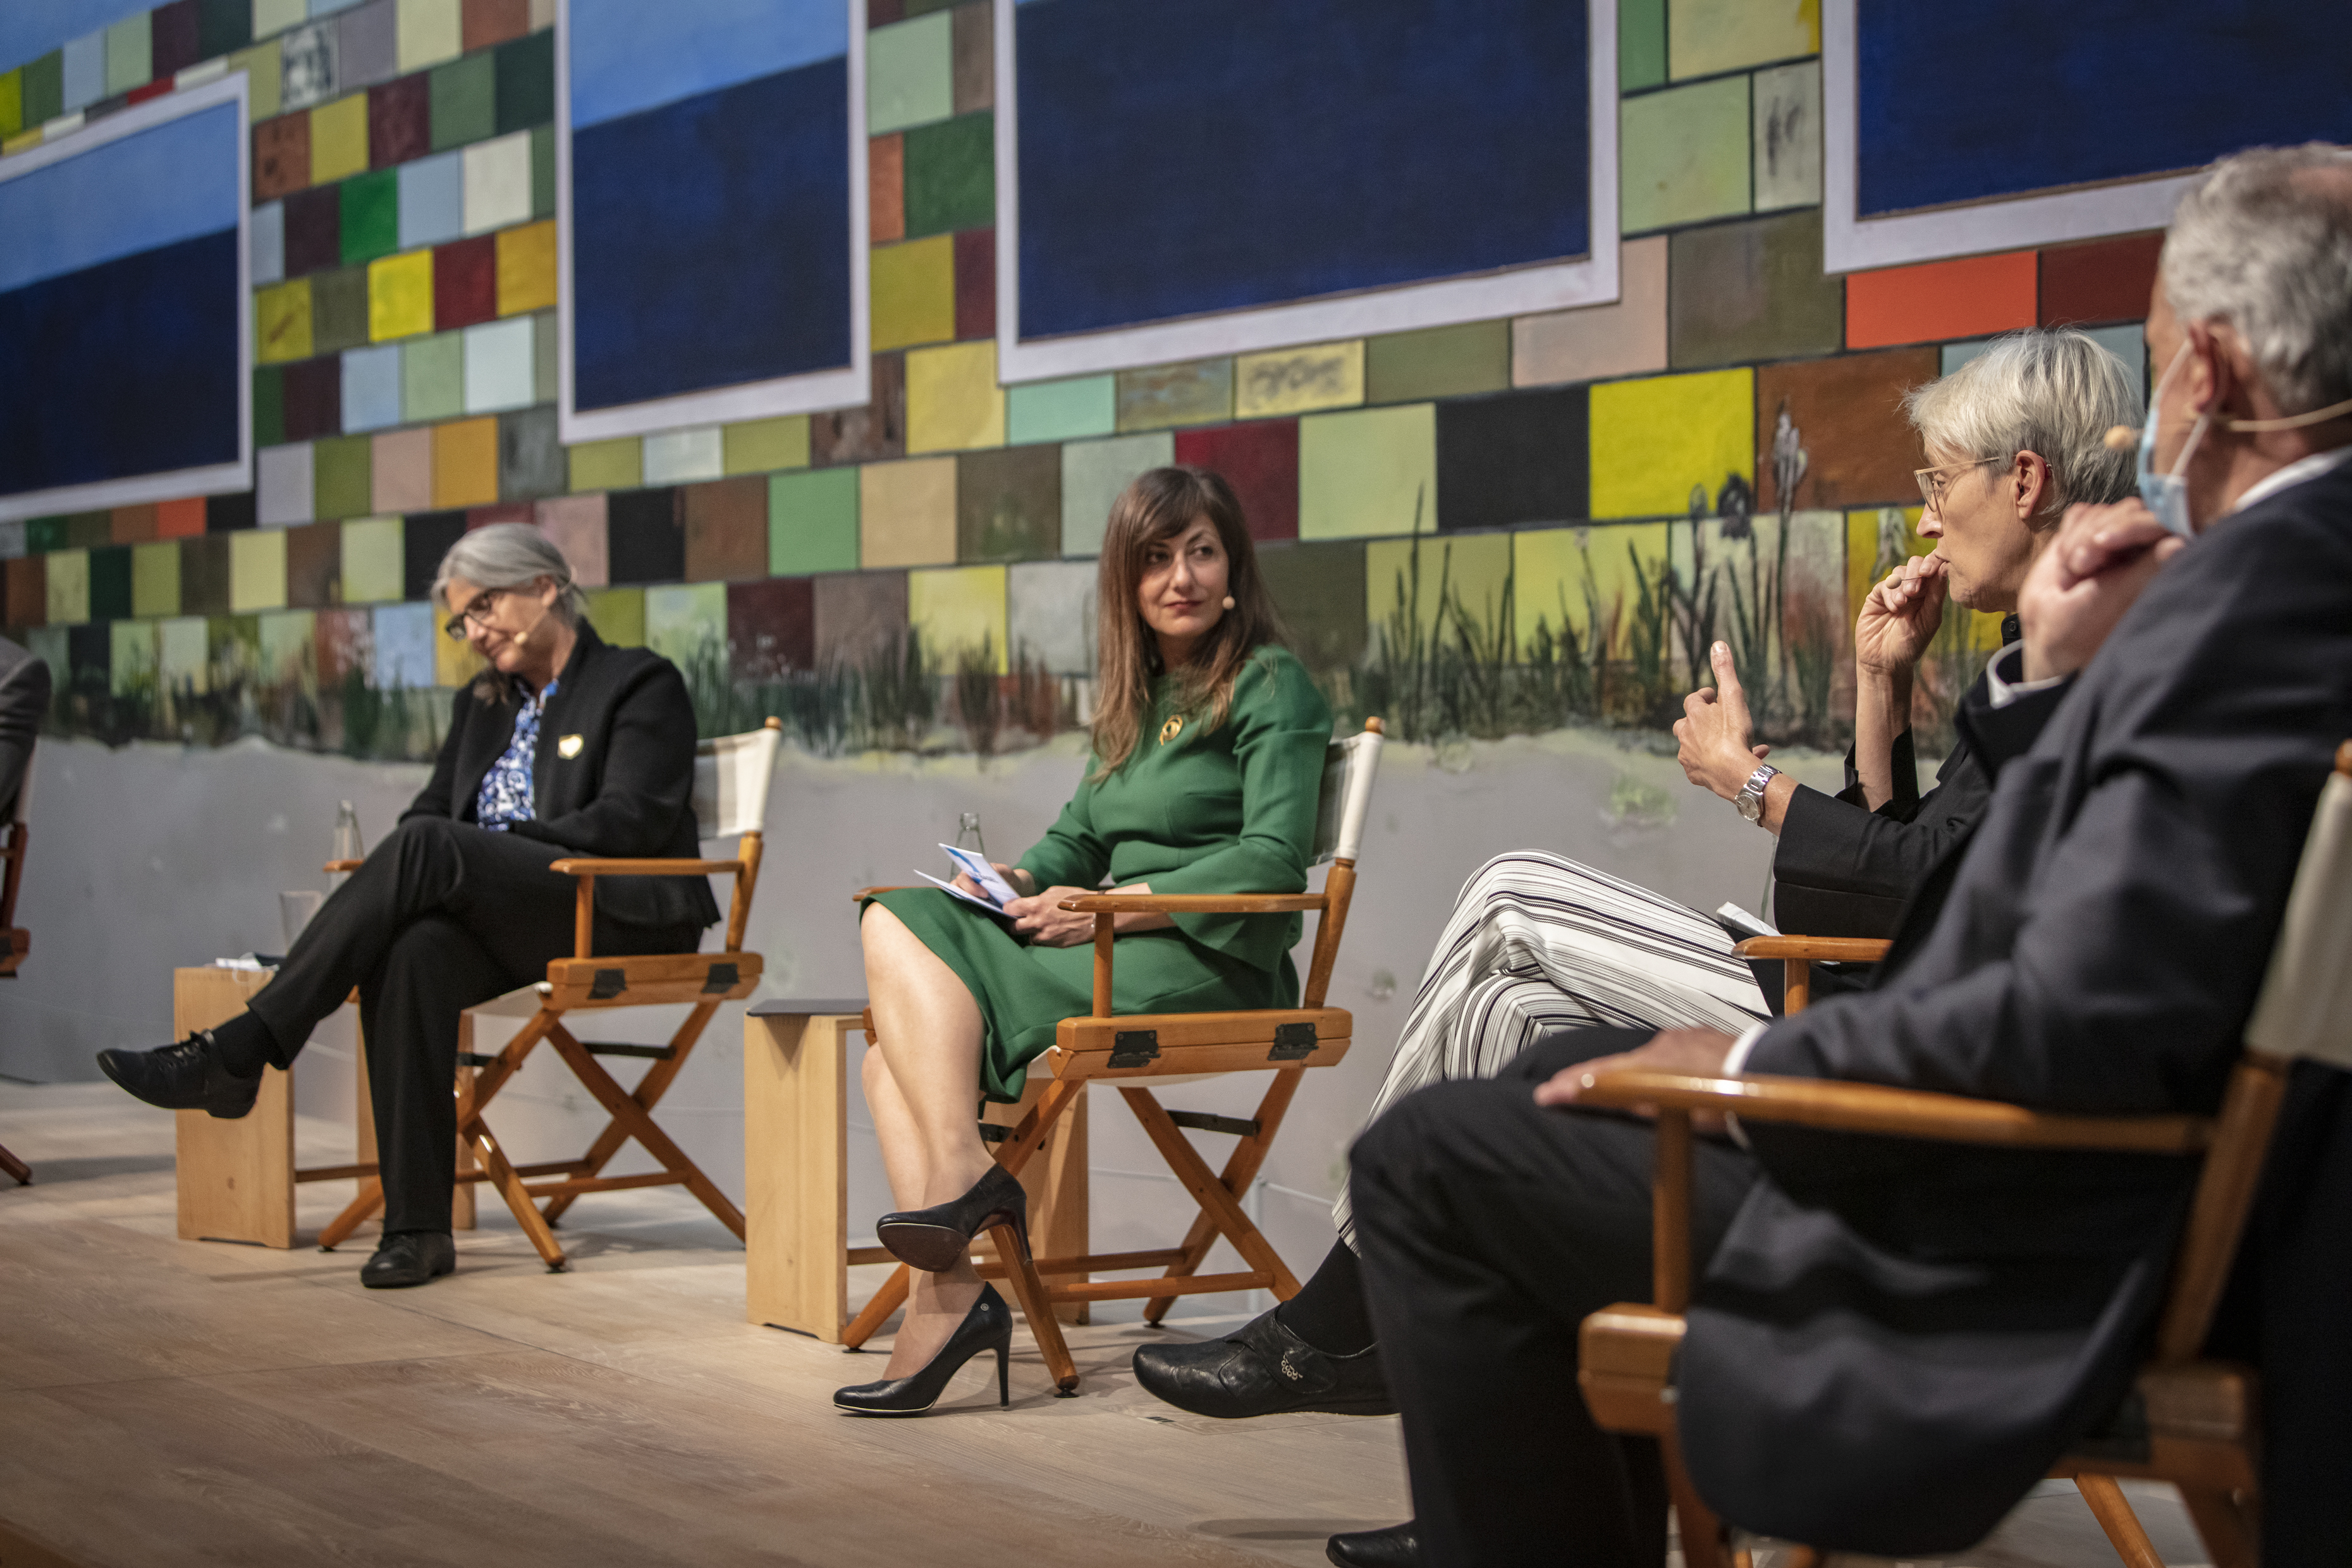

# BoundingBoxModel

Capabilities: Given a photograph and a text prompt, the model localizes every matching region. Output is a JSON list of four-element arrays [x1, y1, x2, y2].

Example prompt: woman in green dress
[[835, 467, 1334, 1416]]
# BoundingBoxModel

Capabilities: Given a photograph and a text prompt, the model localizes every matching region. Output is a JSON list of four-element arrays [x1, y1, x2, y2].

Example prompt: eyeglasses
[[1914, 456, 2005, 512], [443, 587, 507, 640]]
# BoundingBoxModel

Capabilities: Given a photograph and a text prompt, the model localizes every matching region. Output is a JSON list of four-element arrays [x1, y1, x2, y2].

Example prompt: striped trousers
[[1332, 851, 1770, 1247]]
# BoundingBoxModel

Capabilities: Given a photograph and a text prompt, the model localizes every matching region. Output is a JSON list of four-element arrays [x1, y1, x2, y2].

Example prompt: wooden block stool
[[743, 998, 1088, 1342]]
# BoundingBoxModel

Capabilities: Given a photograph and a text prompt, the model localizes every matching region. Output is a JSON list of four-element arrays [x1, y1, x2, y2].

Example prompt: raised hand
[[1854, 553, 1949, 677], [2019, 499, 2184, 683], [1674, 642, 1770, 800]]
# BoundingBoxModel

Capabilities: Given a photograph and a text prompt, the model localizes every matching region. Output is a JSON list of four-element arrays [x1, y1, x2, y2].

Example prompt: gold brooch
[[1158, 716, 1184, 745], [556, 734, 584, 759]]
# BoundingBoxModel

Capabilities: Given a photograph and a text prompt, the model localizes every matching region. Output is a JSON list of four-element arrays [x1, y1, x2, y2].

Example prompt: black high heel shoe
[[876, 1164, 1028, 1273], [834, 1283, 1013, 1416]]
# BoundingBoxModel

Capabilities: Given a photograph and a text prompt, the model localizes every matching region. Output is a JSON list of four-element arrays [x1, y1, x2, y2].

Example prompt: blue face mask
[[2138, 343, 2212, 540]]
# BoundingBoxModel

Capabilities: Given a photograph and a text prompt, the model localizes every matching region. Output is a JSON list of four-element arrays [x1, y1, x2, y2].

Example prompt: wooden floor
[[0, 1082, 2212, 1568]]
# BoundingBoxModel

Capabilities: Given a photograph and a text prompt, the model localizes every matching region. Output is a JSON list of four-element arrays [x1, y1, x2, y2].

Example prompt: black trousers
[[1351, 1028, 1760, 1568], [246, 816, 699, 1235]]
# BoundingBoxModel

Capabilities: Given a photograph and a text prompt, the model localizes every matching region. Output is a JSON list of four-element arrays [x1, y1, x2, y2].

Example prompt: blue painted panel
[[1016, 0, 1589, 341], [0, 105, 243, 295], [1857, 0, 2352, 217], [0, 229, 242, 498], [570, 0, 847, 130], [572, 59, 851, 411], [0, 0, 145, 77]]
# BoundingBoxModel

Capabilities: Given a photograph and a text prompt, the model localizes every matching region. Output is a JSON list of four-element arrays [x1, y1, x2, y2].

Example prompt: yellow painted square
[[495, 220, 556, 316], [1298, 403, 1436, 539], [724, 415, 811, 475], [435, 625, 486, 687], [1670, 0, 1819, 80], [230, 530, 288, 613], [584, 586, 645, 647], [1235, 341, 1365, 420], [1589, 368, 1754, 519], [859, 456, 957, 568], [2, 129, 44, 157], [341, 517, 404, 603], [1364, 530, 1512, 644], [1846, 506, 2004, 652], [256, 277, 314, 364], [396, 0, 462, 72], [1512, 524, 1675, 660], [45, 549, 89, 625], [906, 339, 1003, 454], [871, 234, 954, 353], [432, 417, 499, 507], [131, 541, 180, 618], [569, 437, 641, 493], [307, 93, 369, 185], [368, 249, 436, 342], [909, 565, 1008, 675]]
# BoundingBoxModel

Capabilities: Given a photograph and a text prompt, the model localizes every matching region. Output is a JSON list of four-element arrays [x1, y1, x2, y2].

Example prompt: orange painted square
[[2040, 231, 2163, 328], [155, 498, 207, 538], [111, 505, 158, 543], [462, 0, 529, 52], [5, 558, 44, 629], [871, 133, 904, 245], [253, 114, 311, 202], [1845, 250, 2038, 350], [494, 219, 557, 317], [432, 418, 501, 508]]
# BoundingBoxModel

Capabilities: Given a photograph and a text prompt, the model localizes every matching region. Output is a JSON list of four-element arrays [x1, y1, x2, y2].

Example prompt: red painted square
[[282, 184, 342, 277], [155, 498, 208, 539], [465, 502, 534, 530], [253, 114, 312, 202], [434, 236, 499, 330], [2040, 231, 2164, 328], [369, 74, 431, 169], [1846, 250, 2038, 350], [128, 80, 175, 104], [869, 0, 904, 24], [1175, 420, 1299, 542], [728, 577, 816, 679], [150, 0, 201, 79], [954, 226, 995, 341], [461, 0, 529, 52], [5, 559, 44, 630], [281, 355, 343, 441]]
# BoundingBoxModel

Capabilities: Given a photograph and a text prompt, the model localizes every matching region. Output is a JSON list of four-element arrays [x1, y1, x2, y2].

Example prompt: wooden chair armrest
[[852, 885, 917, 902], [1733, 936, 1892, 964], [1574, 1069, 2212, 1154], [549, 857, 745, 877], [324, 859, 364, 873], [1057, 893, 1328, 914]]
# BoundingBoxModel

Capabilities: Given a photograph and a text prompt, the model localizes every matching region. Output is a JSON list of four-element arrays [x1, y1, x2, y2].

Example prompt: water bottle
[[332, 801, 365, 884], [955, 812, 986, 857]]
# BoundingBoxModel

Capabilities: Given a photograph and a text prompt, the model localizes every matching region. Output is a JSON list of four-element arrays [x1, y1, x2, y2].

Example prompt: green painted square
[[1620, 77, 1751, 234], [105, 13, 152, 96], [254, 365, 286, 448], [1620, 0, 1667, 92], [1366, 321, 1511, 404], [313, 436, 372, 519], [1299, 403, 1438, 539], [21, 52, 63, 127], [770, 467, 859, 575], [584, 585, 645, 647], [902, 111, 993, 238], [868, 11, 952, 135], [88, 546, 133, 621], [494, 29, 553, 135], [530, 123, 554, 217], [1008, 376, 1114, 444], [196, 0, 254, 61], [0, 70, 22, 140], [1667, 209, 1842, 369], [645, 580, 726, 665], [429, 52, 496, 152], [339, 169, 400, 266], [25, 518, 68, 554], [1116, 360, 1232, 432], [402, 332, 464, 421], [340, 517, 403, 602], [310, 266, 370, 353]]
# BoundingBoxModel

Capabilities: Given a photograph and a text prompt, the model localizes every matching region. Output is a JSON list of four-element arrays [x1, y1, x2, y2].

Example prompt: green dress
[[868, 645, 1334, 1101]]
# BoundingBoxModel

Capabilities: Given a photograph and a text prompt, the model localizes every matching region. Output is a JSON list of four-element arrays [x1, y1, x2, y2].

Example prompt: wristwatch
[[1734, 763, 1781, 825]]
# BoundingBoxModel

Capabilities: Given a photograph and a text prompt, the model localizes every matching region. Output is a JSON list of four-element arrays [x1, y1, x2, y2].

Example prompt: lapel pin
[[557, 733, 584, 759]]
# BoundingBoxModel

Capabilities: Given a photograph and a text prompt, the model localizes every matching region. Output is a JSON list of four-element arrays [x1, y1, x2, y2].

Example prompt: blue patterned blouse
[[475, 679, 558, 830]]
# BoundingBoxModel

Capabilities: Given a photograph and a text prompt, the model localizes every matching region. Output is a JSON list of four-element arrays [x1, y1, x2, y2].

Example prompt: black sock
[[1273, 1239, 1377, 1356], [205, 1012, 278, 1077]]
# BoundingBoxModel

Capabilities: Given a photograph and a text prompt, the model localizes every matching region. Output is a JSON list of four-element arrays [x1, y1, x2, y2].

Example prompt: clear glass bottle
[[954, 812, 985, 857], [333, 801, 365, 870]]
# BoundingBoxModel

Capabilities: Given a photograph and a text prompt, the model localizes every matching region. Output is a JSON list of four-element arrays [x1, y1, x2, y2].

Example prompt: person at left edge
[[97, 524, 719, 1289]]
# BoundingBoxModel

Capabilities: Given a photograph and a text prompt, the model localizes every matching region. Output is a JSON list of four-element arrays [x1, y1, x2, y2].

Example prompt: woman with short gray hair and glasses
[[99, 524, 718, 1289]]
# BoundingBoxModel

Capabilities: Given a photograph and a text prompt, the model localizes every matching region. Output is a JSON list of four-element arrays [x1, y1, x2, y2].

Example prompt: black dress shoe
[[96, 1032, 260, 1120], [876, 1165, 1029, 1273], [834, 1284, 1013, 1416], [361, 1231, 456, 1289], [1327, 1521, 1418, 1567], [1131, 1308, 1394, 1418]]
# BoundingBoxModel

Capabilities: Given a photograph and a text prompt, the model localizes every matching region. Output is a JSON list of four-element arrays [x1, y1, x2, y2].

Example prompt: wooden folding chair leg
[[317, 1177, 386, 1250], [544, 1026, 747, 1240], [0, 1143, 29, 1185], [1120, 1087, 1302, 1297], [986, 1218, 1079, 1395], [2179, 1487, 2257, 1568], [2075, 1474, 2165, 1568], [843, 1263, 911, 1351], [1143, 1069, 1304, 1323], [539, 1000, 718, 1227], [1665, 1438, 1730, 1568], [463, 1113, 567, 1269]]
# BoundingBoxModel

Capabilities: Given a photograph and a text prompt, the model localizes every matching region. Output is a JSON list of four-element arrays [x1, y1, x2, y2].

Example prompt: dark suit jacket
[[0, 636, 49, 823], [1678, 463, 2352, 1555], [402, 623, 721, 931]]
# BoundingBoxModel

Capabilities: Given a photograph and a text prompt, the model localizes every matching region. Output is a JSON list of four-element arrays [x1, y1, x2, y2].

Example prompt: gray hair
[[1901, 328, 2142, 519], [431, 523, 589, 623], [2162, 143, 2352, 415]]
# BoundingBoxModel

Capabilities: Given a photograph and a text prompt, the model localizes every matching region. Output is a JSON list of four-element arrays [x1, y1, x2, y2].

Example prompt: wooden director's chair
[[850, 717, 1387, 1394], [0, 759, 32, 1187], [1575, 742, 2352, 1568], [318, 717, 783, 1270]]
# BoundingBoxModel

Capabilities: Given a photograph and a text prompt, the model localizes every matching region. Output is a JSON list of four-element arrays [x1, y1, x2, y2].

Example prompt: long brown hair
[[1091, 466, 1287, 777]]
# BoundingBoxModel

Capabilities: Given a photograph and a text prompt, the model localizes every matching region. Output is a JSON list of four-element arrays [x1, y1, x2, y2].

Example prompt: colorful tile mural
[[1, 0, 2171, 767]]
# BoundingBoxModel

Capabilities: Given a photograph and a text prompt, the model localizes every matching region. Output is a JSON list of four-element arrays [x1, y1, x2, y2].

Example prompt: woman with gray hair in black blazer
[[100, 524, 718, 1288]]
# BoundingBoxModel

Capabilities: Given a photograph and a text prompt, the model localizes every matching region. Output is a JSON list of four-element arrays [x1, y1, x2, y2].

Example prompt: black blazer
[[402, 623, 722, 932], [1677, 463, 2352, 1555]]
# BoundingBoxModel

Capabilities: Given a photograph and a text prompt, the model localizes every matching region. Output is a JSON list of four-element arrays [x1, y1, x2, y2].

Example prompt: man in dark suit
[[100, 525, 718, 1288], [0, 634, 49, 825], [1350, 144, 2352, 1566]]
